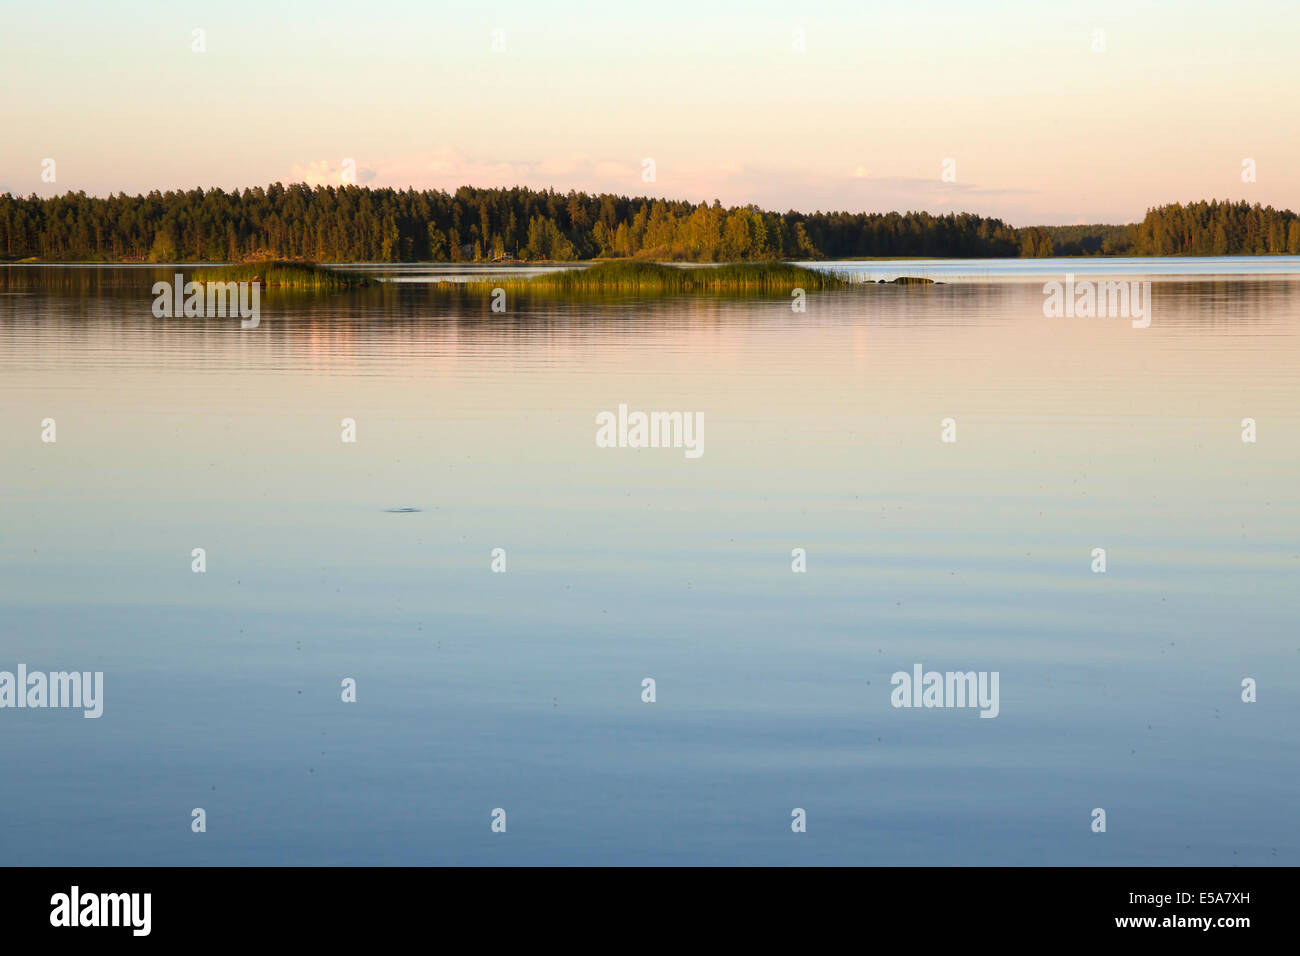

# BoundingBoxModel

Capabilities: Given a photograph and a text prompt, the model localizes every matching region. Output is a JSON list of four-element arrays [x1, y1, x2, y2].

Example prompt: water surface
[[1, 262, 1297, 865]]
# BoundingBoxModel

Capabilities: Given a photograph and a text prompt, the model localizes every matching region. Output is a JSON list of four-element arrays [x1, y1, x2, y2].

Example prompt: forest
[[1, 185, 1296, 263]]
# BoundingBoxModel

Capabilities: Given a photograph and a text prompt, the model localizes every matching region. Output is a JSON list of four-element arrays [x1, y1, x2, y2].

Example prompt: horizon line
[[4, 183, 1293, 230]]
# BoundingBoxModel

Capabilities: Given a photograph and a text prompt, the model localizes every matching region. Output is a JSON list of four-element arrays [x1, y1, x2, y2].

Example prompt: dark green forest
[[2, 185, 1297, 262]]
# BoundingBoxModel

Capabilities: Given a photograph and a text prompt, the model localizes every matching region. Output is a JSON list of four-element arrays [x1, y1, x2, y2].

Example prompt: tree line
[[1, 185, 1295, 262], [1121, 200, 1300, 256]]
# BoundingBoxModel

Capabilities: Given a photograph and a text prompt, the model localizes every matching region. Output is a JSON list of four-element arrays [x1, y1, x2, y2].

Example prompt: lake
[[1, 260, 1297, 865]]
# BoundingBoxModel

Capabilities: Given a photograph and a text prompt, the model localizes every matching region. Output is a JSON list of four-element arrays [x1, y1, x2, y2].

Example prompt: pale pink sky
[[3, 0, 1297, 225]]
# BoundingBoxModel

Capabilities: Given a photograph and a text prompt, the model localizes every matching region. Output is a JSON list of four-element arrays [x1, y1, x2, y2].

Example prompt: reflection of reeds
[[442, 261, 854, 295], [1, 265, 132, 294], [191, 261, 368, 289]]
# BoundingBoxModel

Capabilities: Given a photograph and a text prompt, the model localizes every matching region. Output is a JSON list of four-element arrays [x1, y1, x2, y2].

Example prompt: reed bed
[[479, 260, 852, 293], [191, 260, 368, 289]]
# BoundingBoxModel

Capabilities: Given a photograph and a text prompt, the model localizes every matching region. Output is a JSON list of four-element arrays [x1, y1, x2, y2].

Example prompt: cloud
[[290, 149, 542, 192], [288, 159, 378, 187], [284, 150, 1058, 222]]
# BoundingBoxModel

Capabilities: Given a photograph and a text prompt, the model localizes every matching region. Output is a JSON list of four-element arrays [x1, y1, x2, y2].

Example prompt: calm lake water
[[1, 261, 1297, 865]]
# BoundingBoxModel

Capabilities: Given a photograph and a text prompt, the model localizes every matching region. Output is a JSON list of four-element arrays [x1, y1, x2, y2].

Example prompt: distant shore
[[4, 187, 1297, 263]]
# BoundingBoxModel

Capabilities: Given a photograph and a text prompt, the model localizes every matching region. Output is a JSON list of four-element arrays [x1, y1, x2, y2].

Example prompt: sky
[[1, 0, 1297, 225]]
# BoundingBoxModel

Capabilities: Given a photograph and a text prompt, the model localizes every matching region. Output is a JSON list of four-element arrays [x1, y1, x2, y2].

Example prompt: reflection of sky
[[0, 269, 1297, 864]]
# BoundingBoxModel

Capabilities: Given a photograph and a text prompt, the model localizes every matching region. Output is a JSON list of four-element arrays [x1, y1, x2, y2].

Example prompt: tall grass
[[188, 259, 858, 296], [191, 260, 368, 289], [454, 260, 852, 294]]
